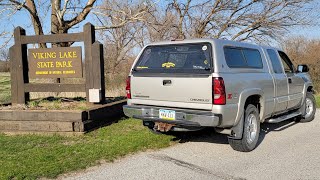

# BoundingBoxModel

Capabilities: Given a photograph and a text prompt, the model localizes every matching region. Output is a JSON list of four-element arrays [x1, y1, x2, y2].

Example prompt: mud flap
[[228, 113, 244, 140], [299, 97, 306, 118]]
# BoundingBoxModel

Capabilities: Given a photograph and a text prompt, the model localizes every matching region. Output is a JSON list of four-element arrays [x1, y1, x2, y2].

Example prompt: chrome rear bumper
[[123, 105, 220, 127]]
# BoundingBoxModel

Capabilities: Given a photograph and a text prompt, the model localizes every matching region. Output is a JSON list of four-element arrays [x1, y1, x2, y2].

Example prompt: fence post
[[83, 23, 95, 103], [92, 41, 106, 103], [11, 27, 29, 105]]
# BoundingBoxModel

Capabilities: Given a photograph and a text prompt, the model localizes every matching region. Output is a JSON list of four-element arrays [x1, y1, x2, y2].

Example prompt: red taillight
[[213, 77, 226, 105], [126, 76, 131, 99]]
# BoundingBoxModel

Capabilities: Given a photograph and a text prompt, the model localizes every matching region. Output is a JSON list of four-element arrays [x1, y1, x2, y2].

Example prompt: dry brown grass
[[0, 72, 125, 102], [0, 61, 9, 72], [284, 37, 320, 93]]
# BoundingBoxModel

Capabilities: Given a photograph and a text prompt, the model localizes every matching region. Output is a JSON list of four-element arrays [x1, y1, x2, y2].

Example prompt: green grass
[[0, 72, 319, 179], [0, 119, 175, 179], [0, 72, 11, 103], [316, 95, 320, 108], [0, 73, 175, 179]]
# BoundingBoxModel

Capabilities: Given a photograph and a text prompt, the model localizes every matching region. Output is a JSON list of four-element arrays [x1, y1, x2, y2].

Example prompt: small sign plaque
[[28, 47, 83, 78]]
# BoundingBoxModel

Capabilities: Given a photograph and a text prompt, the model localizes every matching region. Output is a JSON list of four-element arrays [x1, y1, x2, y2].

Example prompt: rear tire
[[228, 104, 260, 152], [299, 92, 316, 123]]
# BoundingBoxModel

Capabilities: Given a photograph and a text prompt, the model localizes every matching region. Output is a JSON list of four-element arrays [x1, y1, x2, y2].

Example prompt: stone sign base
[[0, 100, 126, 135]]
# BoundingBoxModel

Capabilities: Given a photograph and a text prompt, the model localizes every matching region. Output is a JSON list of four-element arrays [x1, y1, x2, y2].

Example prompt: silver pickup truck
[[123, 39, 316, 152]]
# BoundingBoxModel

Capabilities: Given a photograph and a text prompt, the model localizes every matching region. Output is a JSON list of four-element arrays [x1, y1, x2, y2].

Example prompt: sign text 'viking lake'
[[28, 47, 82, 78]]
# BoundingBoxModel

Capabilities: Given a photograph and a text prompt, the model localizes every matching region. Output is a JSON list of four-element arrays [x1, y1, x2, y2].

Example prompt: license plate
[[159, 109, 176, 120]]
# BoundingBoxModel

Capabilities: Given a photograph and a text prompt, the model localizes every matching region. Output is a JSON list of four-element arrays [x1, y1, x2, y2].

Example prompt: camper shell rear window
[[133, 43, 213, 74], [224, 46, 263, 69]]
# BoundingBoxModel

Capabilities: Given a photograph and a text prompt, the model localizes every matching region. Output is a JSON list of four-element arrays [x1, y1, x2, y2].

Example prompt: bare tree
[[0, 31, 12, 49], [51, 0, 96, 34], [163, 0, 318, 42], [103, 31, 135, 91], [91, 0, 153, 73], [0, 49, 9, 61], [0, 0, 97, 48], [283, 36, 320, 92], [0, 49, 10, 71], [96, 0, 162, 67], [141, 10, 178, 42], [167, 0, 192, 38], [87, 0, 154, 92], [0, 0, 98, 86], [93, 0, 152, 30], [102, 24, 139, 75]]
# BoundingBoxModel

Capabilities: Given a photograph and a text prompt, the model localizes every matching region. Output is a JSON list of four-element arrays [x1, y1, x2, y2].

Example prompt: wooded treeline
[[283, 37, 320, 92], [0, 0, 319, 94]]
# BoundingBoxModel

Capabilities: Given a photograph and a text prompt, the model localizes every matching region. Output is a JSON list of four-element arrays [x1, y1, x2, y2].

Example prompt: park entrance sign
[[0, 23, 128, 134], [28, 47, 83, 78], [9, 23, 105, 104]]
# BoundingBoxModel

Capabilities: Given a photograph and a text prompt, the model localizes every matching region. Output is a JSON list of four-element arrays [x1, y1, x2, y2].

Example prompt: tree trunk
[[51, 0, 64, 85], [26, 0, 47, 48]]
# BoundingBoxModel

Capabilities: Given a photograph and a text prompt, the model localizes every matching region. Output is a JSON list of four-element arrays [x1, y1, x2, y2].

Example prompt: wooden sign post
[[9, 23, 105, 105]]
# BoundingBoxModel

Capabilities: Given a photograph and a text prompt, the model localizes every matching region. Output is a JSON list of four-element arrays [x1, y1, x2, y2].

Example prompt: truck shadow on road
[[169, 119, 298, 147], [170, 128, 228, 144], [169, 128, 229, 144], [257, 119, 298, 146]]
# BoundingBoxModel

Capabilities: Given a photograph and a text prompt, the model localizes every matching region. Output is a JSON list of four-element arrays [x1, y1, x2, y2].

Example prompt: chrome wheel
[[298, 93, 316, 123], [246, 114, 258, 144], [305, 98, 314, 119], [228, 104, 260, 152]]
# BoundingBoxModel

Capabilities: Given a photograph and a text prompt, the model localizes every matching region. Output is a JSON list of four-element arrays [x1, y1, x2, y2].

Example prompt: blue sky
[[289, 26, 320, 40], [0, 3, 320, 50]]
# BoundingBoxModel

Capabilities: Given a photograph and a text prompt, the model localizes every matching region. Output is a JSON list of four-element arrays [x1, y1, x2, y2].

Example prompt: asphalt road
[[62, 111, 320, 180]]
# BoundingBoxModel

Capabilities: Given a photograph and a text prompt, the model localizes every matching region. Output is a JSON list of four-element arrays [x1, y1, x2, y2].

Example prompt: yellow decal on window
[[162, 62, 175, 68], [137, 66, 148, 69], [204, 60, 208, 65]]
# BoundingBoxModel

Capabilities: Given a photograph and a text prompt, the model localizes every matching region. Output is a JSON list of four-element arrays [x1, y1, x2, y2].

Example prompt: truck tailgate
[[131, 76, 213, 110]]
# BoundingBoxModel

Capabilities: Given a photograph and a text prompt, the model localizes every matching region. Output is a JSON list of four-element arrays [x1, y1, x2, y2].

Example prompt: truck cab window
[[267, 49, 283, 74], [224, 47, 263, 68], [278, 51, 294, 74]]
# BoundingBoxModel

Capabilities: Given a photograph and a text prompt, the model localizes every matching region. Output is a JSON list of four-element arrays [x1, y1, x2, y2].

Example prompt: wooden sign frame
[[9, 23, 105, 104]]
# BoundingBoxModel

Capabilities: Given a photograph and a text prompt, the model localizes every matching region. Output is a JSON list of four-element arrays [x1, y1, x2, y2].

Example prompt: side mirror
[[297, 64, 309, 73]]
